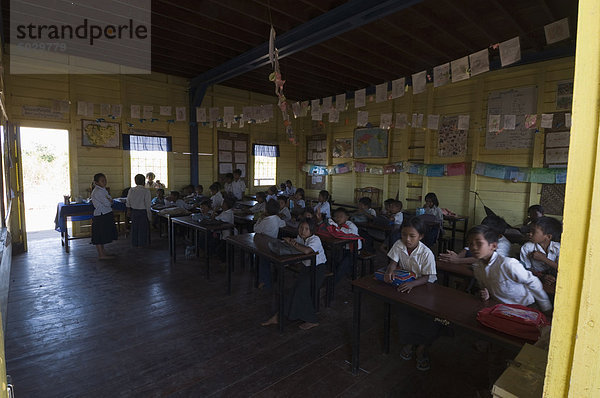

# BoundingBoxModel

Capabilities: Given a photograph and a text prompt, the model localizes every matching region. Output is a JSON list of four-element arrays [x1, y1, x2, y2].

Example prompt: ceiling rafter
[[490, 0, 542, 51]]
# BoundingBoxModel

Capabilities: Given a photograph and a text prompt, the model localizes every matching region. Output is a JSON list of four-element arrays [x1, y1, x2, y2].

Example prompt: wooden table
[[225, 233, 317, 332], [236, 200, 258, 208], [170, 216, 235, 278], [234, 213, 257, 233], [436, 259, 475, 289], [443, 214, 469, 251], [350, 276, 525, 375]]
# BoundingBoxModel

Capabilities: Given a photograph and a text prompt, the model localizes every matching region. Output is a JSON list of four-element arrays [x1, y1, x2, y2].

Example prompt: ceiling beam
[[490, 0, 542, 51], [190, 0, 422, 104]]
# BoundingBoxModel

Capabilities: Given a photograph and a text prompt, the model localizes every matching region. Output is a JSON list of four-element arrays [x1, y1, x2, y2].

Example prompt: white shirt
[[215, 209, 236, 238], [167, 199, 189, 210], [497, 236, 511, 258], [254, 215, 285, 238], [231, 179, 246, 200], [279, 207, 291, 221], [223, 182, 233, 195], [211, 191, 224, 210], [520, 241, 560, 273], [333, 219, 362, 250], [366, 208, 376, 217], [296, 234, 327, 267], [292, 198, 306, 209], [474, 252, 552, 312], [126, 185, 152, 220], [91, 186, 113, 216], [425, 206, 444, 223], [387, 240, 437, 283], [285, 186, 297, 196], [250, 201, 265, 213], [393, 212, 403, 226], [314, 201, 331, 219], [266, 194, 277, 203]]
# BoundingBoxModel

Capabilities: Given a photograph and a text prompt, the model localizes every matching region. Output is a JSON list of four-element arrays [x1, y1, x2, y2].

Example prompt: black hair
[[467, 225, 499, 244], [268, 185, 278, 194], [233, 169, 242, 175], [286, 179, 293, 185], [481, 215, 509, 236], [145, 172, 155, 179], [170, 191, 180, 199], [528, 204, 545, 215], [256, 191, 266, 200], [384, 198, 395, 207], [319, 190, 330, 201], [277, 195, 287, 202], [334, 207, 349, 216], [265, 199, 280, 216], [296, 188, 305, 199], [199, 199, 212, 207], [93, 173, 106, 183], [401, 216, 427, 236], [209, 183, 220, 192], [223, 195, 236, 209], [532, 216, 563, 242], [359, 197, 372, 207], [299, 218, 317, 235], [424, 192, 439, 207], [156, 188, 165, 194], [134, 174, 145, 185]]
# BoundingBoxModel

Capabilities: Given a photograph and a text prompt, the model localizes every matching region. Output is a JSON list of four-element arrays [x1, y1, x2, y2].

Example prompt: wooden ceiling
[[2, 0, 579, 100]]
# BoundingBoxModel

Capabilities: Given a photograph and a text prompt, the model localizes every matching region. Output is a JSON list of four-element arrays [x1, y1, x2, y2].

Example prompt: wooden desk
[[225, 233, 317, 332], [236, 200, 258, 208], [234, 213, 257, 233], [351, 276, 525, 375], [443, 214, 469, 251], [170, 216, 235, 278]]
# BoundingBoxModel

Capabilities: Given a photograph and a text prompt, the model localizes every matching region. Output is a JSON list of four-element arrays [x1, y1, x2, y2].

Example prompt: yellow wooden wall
[[296, 57, 574, 226]]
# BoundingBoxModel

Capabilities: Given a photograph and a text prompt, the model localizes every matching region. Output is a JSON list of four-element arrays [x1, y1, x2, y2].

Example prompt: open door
[[5, 122, 25, 253]]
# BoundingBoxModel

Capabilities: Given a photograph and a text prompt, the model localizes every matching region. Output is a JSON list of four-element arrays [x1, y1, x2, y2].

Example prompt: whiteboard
[[486, 86, 537, 149]]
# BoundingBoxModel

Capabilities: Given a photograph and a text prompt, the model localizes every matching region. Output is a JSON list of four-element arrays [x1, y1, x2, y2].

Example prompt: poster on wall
[[438, 116, 467, 157], [81, 119, 120, 148], [332, 138, 352, 158], [556, 80, 573, 110], [353, 127, 388, 158]]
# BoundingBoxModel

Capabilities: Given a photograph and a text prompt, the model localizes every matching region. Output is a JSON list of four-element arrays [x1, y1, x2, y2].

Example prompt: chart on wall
[[306, 134, 327, 190], [217, 131, 248, 183], [485, 86, 537, 150], [353, 127, 388, 158], [438, 116, 467, 157]]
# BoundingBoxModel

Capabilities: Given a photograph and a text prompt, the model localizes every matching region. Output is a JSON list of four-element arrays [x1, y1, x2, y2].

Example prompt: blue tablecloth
[[54, 201, 127, 233]]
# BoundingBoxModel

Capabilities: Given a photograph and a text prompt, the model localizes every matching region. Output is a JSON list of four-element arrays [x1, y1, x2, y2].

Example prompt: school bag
[[476, 303, 550, 341], [374, 267, 416, 286]]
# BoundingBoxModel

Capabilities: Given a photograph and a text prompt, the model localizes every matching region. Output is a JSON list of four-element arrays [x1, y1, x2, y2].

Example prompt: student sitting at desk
[[198, 199, 213, 219], [520, 204, 545, 234], [249, 192, 266, 214], [520, 216, 562, 289], [469, 225, 552, 315], [313, 190, 331, 220], [383, 216, 437, 371], [266, 185, 278, 203], [373, 199, 403, 253], [151, 188, 166, 207], [288, 188, 306, 216], [284, 179, 296, 196], [326, 207, 362, 283], [166, 191, 191, 210], [261, 219, 327, 330], [277, 195, 292, 222], [215, 195, 236, 239], [256, 199, 287, 290], [209, 182, 224, 211]]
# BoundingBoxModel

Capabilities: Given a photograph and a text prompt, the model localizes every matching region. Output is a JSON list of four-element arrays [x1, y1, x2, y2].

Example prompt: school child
[[313, 190, 331, 220], [215, 195, 236, 238], [520, 204, 545, 234], [126, 174, 152, 247], [250, 191, 266, 213], [223, 173, 234, 196], [198, 199, 213, 219], [520, 216, 561, 276], [231, 169, 246, 200], [255, 199, 286, 289], [166, 191, 190, 209], [151, 188, 166, 206], [266, 185, 278, 203], [469, 225, 552, 313], [284, 180, 296, 196], [209, 182, 224, 210], [145, 172, 165, 189], [261, 219, 327, 330], [278, 195, 292, 222], [90, 173, 118, 260], [327, 207, 362, 283], [384, 216, 437, 371], [423, 192, 443, 223], [289, 188, 306, 209], [356, 197, 376, 220]]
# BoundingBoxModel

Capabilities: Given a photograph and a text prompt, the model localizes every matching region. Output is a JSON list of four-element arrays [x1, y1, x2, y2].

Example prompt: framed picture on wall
[[332, 138, 352, 158], [353, 127, 388, 158], [81, 120, 120, 148]]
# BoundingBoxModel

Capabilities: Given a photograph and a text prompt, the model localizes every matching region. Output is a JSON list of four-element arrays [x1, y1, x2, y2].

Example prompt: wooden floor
[[5, 229, 517, 397]]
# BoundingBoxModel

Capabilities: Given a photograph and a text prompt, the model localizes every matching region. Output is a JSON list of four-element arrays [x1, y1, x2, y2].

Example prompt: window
[[124, 135, 171, 188], [253, 144, 279, 186]]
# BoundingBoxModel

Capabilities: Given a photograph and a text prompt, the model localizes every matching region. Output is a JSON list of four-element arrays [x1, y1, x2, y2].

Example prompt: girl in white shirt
[[256, 199, 286, 290], [313, 190, 331, 220], [90, 173, 117, 260], [209, 183, 224, 211], [261, 219, 327, 330], [384, 216, 437, 372], [277, 196, 292, 222]]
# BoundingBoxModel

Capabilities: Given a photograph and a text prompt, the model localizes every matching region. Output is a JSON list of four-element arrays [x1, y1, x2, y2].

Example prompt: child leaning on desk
[[383, 216, 438, 372], [519, 216, 562, 290], [469, 225, 552, 315], [261, 218, 327, 330]]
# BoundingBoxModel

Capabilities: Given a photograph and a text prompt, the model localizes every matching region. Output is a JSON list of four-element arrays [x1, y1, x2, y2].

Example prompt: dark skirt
[[91, 212, 118, 245], [396, 306, 443, 346], [284, 264, 327, 324], [130, 208, 149, 247]]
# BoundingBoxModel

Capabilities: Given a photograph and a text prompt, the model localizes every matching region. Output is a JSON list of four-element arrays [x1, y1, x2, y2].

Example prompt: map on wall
[[353, 127, 388, 158], [485, 86, 537, 150], [82, 119, 120, 148]]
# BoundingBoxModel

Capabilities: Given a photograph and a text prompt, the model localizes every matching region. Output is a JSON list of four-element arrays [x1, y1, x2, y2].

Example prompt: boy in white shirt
[[277, 195, 292, 222], [469, 225, 552, 314], [256, 199, 286, 290], [209, 183, 224, 211], [327, 208, 362, 283], [231, 169, 246, 200], [249, 192, 266, 213], [166, 191, 191, 210], [520, 216, 561, 291]]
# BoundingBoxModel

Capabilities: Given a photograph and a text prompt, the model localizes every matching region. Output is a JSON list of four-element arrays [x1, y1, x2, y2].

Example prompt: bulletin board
[[306, 134, 327, 190], [541, 111, 570, 215], [217, 131, 248, 184]]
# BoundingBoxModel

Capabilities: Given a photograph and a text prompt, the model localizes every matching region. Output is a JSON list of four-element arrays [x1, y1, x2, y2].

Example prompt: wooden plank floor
[[5, 230, 517, 397]]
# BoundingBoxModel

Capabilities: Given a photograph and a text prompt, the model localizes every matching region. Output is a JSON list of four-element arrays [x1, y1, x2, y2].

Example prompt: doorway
[[20, 127, 70, 233]]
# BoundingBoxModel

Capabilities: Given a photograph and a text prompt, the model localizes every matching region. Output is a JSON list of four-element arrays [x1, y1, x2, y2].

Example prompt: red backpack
[[477, 304, 550, 341]]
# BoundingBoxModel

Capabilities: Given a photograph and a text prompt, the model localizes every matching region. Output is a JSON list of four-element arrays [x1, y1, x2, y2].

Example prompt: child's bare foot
[[299, 322, 319, 330], [261, 314, 278, 326]]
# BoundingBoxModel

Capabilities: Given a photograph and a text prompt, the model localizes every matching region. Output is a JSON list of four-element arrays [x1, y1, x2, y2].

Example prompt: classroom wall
[[296, 57, 574, 227]]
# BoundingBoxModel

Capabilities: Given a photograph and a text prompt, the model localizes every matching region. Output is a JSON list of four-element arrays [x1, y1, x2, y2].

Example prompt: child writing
[[469, 225, 552, 314], [261, 219, 327, 330], [384, 216, 437, 371], [277, 195, 292, 222], [313, 190, 331, 220], [231, 169, 246, 200], [209, 182, 224, 211], [91, 173, 118, 260], [520, 216, 561, 279], [126, 174, 152, 247], [255, 199, 287, 289], [249, 191, 266, 213]]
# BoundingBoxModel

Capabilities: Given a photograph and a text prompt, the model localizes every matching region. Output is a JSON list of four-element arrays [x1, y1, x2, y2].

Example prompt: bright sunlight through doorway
[[20, 127, 70, 232]]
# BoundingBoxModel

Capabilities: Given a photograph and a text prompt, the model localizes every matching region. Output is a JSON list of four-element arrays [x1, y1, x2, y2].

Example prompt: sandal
[[399, 344, 415, 361], [416, 355, 430, 371]]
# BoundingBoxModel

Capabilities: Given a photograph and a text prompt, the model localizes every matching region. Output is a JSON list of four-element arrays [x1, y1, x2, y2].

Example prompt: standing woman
[[91, 173, 118, 259]]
